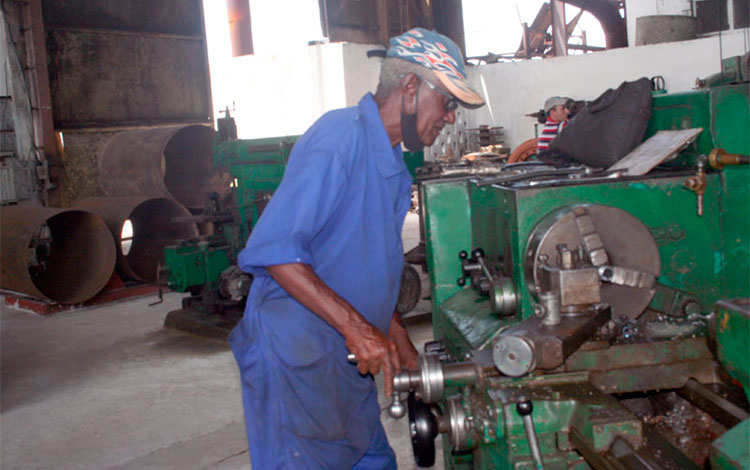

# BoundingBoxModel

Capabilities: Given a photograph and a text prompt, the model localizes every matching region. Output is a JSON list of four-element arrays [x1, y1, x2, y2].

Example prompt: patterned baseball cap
[[387, 28, 485, 109]]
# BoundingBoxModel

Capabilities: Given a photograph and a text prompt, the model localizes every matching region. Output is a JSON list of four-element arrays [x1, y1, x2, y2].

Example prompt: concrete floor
[[1, 212, 445, 470]]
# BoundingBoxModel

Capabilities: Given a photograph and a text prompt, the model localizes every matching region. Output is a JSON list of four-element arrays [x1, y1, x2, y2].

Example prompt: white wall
[[227, 42, 380, 139], [467, 29, 749, 149]]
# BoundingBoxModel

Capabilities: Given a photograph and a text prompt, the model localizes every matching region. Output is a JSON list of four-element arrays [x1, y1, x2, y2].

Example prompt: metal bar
[[226, 0, 254, 57], [550, 0, 568, 56], [608, 437, 660, 470], [42, 25, 205, 40], [475, 168, 587, 187], [570, 428, 627, 470], [679, 378, 749, 428]]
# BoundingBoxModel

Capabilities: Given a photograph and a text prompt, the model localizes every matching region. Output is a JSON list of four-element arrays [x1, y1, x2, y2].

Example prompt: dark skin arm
[[266, 263, 408, 397]]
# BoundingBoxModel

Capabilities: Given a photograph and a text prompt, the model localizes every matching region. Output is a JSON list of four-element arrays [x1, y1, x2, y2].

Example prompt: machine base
[[164, 307, 243, 341]]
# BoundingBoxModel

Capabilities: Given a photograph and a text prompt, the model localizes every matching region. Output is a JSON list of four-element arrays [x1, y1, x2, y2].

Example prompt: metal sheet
[[0, 205, 116, 303], [75, 197, 198, 282], [47, 30, 211, 128], [41, 0, 204, 35]]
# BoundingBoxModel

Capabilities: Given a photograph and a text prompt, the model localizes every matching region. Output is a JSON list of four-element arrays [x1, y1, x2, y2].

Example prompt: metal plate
[[525, 204, 661, 319]]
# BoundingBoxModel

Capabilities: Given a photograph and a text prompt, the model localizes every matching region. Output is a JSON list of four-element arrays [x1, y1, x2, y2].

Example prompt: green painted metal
[[422, 79, 749, 470], [165, 135, 297, 293], [714, 300, 750, 401], [424, 173, 748, 356], [646, 82, 749, 166], [403, 150, 425, 182], [709, 299, 750, 470], [710, 420, 750, 470], [163, 242, 231, 292], [471, 376, 641, 470], [214, 136, 297, 246]]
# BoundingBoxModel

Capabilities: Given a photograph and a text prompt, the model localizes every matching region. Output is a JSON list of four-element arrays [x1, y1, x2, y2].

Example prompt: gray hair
[[374, 58, 438, 101]]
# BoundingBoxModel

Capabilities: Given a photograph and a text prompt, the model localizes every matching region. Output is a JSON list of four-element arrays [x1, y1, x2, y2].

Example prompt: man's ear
[[399, 73, 420, 99]]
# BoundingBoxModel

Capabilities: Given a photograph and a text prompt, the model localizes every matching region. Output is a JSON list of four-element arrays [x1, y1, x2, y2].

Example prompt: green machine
[[162, 119, 298, 334], [161, 112, 425, 336], [386, 73, 750, 469]]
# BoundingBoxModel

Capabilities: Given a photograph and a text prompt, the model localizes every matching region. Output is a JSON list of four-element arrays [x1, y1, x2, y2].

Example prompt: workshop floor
[[1, 212, 445, 470]]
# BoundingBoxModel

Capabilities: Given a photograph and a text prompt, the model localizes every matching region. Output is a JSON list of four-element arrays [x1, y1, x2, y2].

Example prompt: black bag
[[550, 77, 653, 167]]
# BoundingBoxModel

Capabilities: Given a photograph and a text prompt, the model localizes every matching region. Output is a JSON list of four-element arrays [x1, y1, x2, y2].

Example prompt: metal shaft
[[521, 414, 545, 470]]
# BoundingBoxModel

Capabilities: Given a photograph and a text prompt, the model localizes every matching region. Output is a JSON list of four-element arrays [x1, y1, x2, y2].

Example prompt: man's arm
[[266, 263, 402, 397]]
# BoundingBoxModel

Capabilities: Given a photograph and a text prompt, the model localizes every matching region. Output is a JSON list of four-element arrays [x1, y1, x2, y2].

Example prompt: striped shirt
[[537, 119, 567, 151]]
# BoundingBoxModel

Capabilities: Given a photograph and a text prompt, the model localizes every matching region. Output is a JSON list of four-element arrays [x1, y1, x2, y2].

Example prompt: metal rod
[[680, 378, 749, 428]]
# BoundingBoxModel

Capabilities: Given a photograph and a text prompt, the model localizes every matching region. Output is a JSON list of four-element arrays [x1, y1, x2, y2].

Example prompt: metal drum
[[97, 125, 231, 210], [75, 197, 199, 282], [1, 205, 116, 303]]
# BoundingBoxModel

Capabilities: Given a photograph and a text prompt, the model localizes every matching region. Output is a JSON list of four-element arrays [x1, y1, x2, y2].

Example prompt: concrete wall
[[625, 0, 693, 46], [467, 29, 749, 150]]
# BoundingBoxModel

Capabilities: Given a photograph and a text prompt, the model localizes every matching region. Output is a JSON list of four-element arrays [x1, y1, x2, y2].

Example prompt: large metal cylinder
[[1, 205, 116, 303], [75, 197, 199, 282], [97, 125, 231, 210]]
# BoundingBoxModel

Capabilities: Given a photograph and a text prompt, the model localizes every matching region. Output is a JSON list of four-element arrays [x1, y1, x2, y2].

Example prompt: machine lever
[[598, 265, 655, 289], [347, 353, 409, 419], [516, 400, 545, 470]]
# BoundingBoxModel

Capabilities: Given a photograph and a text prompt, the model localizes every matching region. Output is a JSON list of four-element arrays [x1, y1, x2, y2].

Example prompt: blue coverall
[[229, 93, 413, 469]]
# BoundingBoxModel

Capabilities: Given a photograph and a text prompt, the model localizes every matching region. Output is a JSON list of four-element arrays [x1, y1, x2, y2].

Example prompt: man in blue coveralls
[[230, 28, 485, 469]]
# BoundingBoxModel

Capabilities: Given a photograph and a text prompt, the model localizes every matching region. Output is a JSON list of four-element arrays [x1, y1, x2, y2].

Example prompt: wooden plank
[[608, 128, 703, 175]]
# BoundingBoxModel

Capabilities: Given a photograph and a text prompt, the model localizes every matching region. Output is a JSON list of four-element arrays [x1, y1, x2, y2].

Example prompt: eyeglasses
[[422, 79, 459, 112]]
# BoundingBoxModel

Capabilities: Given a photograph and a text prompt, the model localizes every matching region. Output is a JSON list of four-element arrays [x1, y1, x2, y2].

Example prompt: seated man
[[536, 96, 570, 153]]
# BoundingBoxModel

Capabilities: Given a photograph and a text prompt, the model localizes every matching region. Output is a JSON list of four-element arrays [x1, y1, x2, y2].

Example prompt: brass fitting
[[684, 161, 707, 216], [708, 148, 750, 170]]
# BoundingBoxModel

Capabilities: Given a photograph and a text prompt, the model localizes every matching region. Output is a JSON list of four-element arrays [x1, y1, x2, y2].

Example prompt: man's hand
[[388, 312, 418, 370], [343, 320, 401, 397], [266, 263, 403, 397]]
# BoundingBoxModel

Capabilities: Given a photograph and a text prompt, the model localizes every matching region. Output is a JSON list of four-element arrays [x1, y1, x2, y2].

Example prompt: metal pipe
[[74, 197, 199, 282], [97, 125, 231, 210], [226, 0, 253, 57], [1, 205, 116, 303]]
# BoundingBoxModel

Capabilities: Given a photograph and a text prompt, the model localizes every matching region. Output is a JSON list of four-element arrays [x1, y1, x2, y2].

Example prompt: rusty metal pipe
[[1, 205, 116, 303], [75, 197, 199, 283], [227, 0, 254, 57], [97, 125, 231, 210]]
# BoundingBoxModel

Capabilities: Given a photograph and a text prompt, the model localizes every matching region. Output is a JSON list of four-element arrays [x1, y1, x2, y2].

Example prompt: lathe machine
[[387, 73, 749, 469]]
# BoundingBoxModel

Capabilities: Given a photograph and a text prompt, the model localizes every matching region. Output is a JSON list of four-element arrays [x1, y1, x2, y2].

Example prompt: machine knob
[[389, 392, 406, 419], [516, 400, 533, 416], [471, 248, 485, 259], [459, 250, 468, 260]]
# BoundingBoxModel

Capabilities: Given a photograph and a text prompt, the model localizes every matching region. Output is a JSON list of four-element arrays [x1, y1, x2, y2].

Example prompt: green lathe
[[389, 72, 749, 469]]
